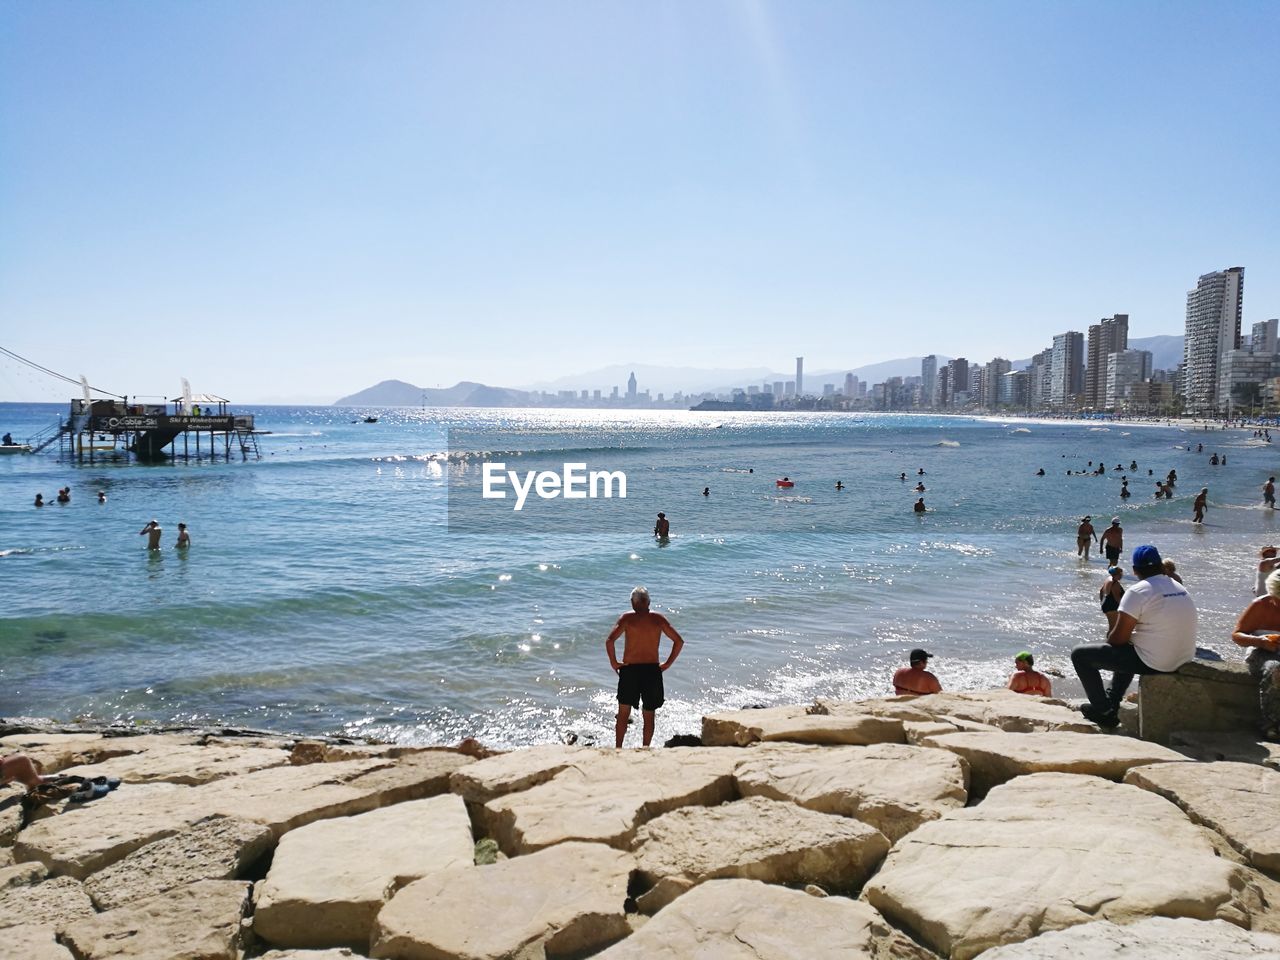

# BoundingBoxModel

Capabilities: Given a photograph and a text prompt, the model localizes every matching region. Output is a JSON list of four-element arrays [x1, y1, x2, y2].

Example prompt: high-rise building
[[1218, 350, 1276, 413], [948, 358, 969, 396], [1050, 332, 1085, 407], [1183, 267, 1244, 413], [1105, 349, 1153, 409], [984, 358, 1011, 407], [822, 383, 835, 397], [773, 381, 784, 397], [795, 357, 804, 397], [921, 355, 938, 407], [843, 372, 854, 397], [937, 366, 951, 408], [1086, 314, 1129, 409], [998, 369, 1029, 408], [626, 371, 638, 401], [1253, 319, 1278, 356]]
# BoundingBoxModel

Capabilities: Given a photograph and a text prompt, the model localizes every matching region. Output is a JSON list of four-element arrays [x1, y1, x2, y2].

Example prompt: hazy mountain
[[334, 379, 532, 407]]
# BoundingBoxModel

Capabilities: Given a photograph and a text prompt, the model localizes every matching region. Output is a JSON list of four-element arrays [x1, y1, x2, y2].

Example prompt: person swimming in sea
[[175, 523, 191, 548], [835, 481, 844, 490], [914, 482, 926, 492], [702, 487, 709, 497], [1035, 468, 1045, 476], [913, 497, 926, 513], [1120, 479, 1131, 499], [653, 512, 670, 538]]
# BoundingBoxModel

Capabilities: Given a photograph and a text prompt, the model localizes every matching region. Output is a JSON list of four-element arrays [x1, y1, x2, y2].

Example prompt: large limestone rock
[[862, 772, 1262, 959], [631, 796, 889, 912], [832, 690, 1099, 734], [260, 952, 359, 959], [254, 794, 475, 950], [0, 732, 166, 773], [919, 729, 1185, 795], [733, 742, 968, 842], [84, 816, 273, 911], [1169, 732, 1280, 770], [16, 752, 472, 878], [2, 924, 75, 960], [981, 916, 1280, 958], [702, 704, 905, 747], [1, 783, 23, 844], [1139, 658, 1261, 744], [481, 748, 737, 854], [0, 875, 95, 930], [593, 878, 936, 960], [1125, 761, 1280, 874], [449, 744, 591, 804], [60, 742, 291, 785], [1, 859, 47, 887], [371, 841, 633, 960], [61, 879, 250, 960]]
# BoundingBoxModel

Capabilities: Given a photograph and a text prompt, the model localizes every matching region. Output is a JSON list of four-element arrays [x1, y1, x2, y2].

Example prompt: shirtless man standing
[[139, 520, 163, 550], [1264, 478, 1275, 510], [1100, 519, 1123, 566], [606, 587, 684, 748], [893, 649, 942, 695], [1193, 488, 1208, 523]]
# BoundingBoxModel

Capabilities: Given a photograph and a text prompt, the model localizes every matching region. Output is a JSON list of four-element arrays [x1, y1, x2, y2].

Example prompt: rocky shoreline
[[5, 690, 1280, 958]]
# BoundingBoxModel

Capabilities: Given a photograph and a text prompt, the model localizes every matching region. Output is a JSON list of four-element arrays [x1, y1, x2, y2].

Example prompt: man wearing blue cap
[[1070, 544, 1196, 728]]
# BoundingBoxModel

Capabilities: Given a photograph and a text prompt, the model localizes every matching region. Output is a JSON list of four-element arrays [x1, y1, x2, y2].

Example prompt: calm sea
[[0, 402, 1274, 747]]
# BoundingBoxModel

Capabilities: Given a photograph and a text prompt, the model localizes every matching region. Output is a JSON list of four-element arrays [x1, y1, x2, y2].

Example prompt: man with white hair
[[606, 586, 684, 748], [1232, 568, 1280, 739]]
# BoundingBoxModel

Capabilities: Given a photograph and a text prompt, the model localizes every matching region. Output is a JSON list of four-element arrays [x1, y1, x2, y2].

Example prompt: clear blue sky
[[2, 1, 1277, 402]]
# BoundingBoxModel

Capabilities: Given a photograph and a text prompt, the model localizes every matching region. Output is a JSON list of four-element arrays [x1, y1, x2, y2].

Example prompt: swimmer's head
[[656, 512, 665, 518], [630, 586, 650, 611], [1262, 546, 1278, 558], [1014, 651, 1034, 667]]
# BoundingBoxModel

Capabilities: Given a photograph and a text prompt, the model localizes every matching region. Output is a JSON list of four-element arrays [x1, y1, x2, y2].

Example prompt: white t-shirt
[[1117, 574, 1197, 672]]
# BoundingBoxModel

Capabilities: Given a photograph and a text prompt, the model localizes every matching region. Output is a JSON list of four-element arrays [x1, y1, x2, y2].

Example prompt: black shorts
[[1105, 545, 1120, 563], [617, 663, 664, 711]]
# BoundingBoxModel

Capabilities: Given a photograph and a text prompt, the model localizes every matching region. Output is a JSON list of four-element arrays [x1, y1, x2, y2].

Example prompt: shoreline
[[6, 686, 1280, 957]]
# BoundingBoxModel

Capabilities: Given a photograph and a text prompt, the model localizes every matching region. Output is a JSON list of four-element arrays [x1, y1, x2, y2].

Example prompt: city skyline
[[1, 2, 1278, 403]]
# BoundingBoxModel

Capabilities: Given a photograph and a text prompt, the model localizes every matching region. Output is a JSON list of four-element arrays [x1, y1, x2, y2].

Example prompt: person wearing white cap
[[1100, 518, 1123, 565]]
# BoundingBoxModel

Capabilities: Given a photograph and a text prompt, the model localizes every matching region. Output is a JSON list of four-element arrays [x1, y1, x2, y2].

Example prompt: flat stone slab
[[863, 772, 1262, 959], [830, 690, 1099, 734], [0, 875, 95, 931], [260, 952, 360, 960], [1125, 761, 1280, 874], [1, 859, 47, 888], [254, 794, 474, 950], [981, 917, 1280, 958], [734, 742, 968, 842], [60, 742, 291, 785], [919, 730, 1186, 795], [371, 841, 632, 960], [594, 878, 935, 960], [3, 924, 75, 960], [448, 744, 592, 804], [631, 796, 889, 912], [702, 705, 905, 746], [85, 816, 273, 911], [61, 879, 250, 960], [481, 748, 737, 854], [16, 752, 472, 878], [1169, 732, 1280, 770]]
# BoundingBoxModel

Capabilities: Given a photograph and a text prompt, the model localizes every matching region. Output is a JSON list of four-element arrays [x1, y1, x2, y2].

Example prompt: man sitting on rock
[[1007, 651, 1052, 696], [1071, 544, 1196, 728], [893, 649, 942, 696]]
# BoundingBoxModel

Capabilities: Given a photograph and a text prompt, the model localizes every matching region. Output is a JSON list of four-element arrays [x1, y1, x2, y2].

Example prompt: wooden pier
[[45, 396, 260, 462]]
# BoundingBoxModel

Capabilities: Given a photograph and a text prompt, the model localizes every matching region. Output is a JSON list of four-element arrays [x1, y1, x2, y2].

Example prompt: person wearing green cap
[[1007, 652, 1052, 697]]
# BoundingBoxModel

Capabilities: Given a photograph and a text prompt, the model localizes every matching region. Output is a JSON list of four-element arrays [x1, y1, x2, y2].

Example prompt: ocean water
[[0, 402, 1275, 747]]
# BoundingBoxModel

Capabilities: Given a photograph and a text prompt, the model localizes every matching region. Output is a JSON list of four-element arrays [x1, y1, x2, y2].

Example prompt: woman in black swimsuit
[[1099, 566, 1125, 634]]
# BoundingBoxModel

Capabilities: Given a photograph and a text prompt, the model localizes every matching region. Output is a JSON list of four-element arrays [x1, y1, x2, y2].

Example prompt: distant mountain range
[[334, 334, 1185, 407]]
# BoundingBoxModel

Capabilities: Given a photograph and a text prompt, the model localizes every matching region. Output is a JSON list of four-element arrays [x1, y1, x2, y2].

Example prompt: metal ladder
[[235, 427, 261, 461]]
